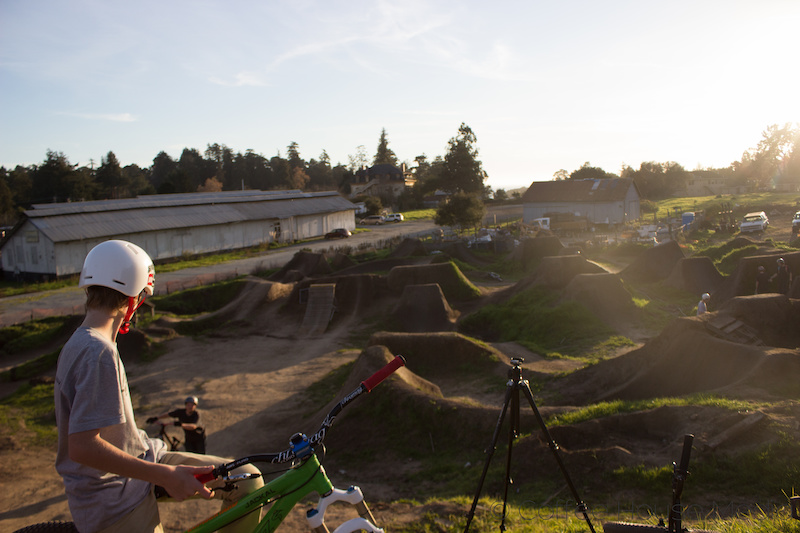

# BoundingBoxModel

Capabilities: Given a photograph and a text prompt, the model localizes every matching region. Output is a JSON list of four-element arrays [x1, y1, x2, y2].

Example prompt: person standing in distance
[[696, 293, 710, 316], [54, 240, 262, 533], [755, 265, 771, 294], [770, 257, 792, 295]]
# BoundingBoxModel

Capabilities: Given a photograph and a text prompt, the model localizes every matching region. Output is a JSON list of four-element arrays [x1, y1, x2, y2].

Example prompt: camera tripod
[[464, 358, 595, 532]]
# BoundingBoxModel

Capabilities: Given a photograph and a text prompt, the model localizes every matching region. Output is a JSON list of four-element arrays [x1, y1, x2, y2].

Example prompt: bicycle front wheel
[[12, 521, 78, 533]]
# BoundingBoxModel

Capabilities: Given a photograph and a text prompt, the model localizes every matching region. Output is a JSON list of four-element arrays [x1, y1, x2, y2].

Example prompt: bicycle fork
[[306, 485, 383, 533]]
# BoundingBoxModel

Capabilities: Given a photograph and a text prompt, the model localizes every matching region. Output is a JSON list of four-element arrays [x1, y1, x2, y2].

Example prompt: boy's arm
[[69, 429, 214, 501]]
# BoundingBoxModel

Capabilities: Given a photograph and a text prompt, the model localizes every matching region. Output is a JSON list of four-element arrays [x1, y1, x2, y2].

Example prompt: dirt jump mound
[[386, 262, 481, 301], [665, 256, 725, 295], [715, 294, 800, 348], [440, 241, 494, 267], [333, 256, 433, 276], [513, 255, 608, 292], [711, 251, 800, 305], [319, 345, 535, 476], [391, 284, 459, 333], [387, 237, 428, 258], [518, 235, 564, 267], [367, 331, 510, 382], [552, 313, 800, 405], [620, 240, 684, 282], [268, 250, 332, 282], [154, 278, 294, 335], [285, 274, 390, 318], [562, 273, 639, 330]]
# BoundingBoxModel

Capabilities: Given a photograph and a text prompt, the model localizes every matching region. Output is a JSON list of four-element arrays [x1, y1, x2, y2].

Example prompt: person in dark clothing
[[147, 396, 206, 454], [755, 265, 771, 294], [770, 257, 792, 294]]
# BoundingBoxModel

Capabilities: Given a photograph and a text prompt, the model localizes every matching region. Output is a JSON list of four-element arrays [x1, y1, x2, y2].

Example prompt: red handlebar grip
[[195, 471, 216, 484], [361, 355, 406, 392]]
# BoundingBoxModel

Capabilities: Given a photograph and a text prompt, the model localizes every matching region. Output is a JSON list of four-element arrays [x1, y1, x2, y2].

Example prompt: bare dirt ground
[[1, 211, 799, 532]]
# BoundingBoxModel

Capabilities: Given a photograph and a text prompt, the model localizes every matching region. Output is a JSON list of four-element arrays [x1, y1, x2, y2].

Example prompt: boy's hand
[[163, 465, 215, 501]]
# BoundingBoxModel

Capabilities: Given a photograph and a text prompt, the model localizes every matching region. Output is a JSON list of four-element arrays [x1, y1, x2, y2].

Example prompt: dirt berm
[[551, 294, 800, 406]]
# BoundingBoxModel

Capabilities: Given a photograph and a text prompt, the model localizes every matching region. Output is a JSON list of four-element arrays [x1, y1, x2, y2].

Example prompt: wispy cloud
[[56, 112, 137, 122]]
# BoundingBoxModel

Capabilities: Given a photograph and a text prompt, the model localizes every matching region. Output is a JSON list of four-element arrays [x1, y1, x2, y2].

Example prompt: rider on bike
[[147, 395, 206, 454], [54, 240, 262, 533]]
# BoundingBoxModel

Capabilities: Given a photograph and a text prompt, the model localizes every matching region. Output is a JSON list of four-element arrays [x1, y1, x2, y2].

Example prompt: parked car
[[384, 213, 404, 222], [793, 211, 800, 233], [360, 215, 385, 225], [739, 211, 769, 233], [324, 228, 351, 239]]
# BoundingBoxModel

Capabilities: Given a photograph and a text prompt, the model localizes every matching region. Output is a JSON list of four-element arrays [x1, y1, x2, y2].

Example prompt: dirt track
[[2, 216, 799, 531]]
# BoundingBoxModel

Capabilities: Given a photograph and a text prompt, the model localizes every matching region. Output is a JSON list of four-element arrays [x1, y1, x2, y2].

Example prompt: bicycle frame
[[186, 453, 377, 533], [184, 355, 405, 533]]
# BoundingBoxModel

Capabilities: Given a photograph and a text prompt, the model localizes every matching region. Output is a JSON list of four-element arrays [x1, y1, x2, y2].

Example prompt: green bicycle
[[15, 354, 405, 533]]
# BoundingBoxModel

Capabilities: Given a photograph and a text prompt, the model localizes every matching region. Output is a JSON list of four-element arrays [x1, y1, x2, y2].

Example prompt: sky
[[1, 0, 799, 193]]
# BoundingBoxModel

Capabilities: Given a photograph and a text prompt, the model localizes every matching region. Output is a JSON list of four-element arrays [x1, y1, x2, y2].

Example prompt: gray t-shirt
[[55, 327, 166, 532]]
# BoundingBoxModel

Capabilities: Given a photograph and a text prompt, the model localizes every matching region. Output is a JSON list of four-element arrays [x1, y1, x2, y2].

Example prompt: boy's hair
[[85, 285, 129, 312]]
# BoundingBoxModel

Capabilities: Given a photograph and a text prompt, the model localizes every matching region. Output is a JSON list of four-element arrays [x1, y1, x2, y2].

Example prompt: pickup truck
[[739, 211, 769, 233]]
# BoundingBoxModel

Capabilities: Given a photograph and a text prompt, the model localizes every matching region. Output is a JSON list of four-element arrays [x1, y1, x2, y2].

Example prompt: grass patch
[[0, 382, 58, 446], [546, 394, 764, 426], [457, 286, 617, 358], [151, 279, 246, 315], [0, 347, 62, 382], [0, 316, 76, 357], [301, 360, 355, 418]]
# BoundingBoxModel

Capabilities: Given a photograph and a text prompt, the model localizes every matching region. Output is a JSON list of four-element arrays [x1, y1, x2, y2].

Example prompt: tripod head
[[507, 357, 524, 383]]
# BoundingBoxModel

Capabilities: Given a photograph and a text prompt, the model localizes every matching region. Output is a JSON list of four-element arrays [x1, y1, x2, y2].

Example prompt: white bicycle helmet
[[80, 240, 154, 334], [80, 240, 155, 297], [702, 293, 710, 301]]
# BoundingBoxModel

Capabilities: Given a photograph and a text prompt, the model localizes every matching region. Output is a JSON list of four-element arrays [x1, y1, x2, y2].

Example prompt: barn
[[522, 178, 641, 227], [0, 190, 357, 281]]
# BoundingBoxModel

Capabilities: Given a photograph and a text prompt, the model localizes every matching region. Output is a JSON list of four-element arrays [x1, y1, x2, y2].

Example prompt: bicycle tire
[[602, 523, 667, 533], [603, 523, 719, 533], [12, 521, 78, 533]]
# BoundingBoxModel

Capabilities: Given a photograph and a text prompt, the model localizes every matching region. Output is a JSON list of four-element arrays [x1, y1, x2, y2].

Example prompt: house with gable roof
[[350, 163, 416, 199], [522, 178, 641, 227]]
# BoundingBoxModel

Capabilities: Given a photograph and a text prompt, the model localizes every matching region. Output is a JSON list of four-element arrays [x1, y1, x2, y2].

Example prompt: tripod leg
[[520, 381, 596, 533], [499, 386, 520, 531], [464, 384, 514, 532]]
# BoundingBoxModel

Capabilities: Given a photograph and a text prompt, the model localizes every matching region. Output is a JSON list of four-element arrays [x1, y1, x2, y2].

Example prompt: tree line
[[1, 122, 797, 228], [0, 123, 490, 227], [556, 123, 800, 200]]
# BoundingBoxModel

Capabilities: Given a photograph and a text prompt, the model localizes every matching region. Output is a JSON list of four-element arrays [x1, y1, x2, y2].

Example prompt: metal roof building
[[1, 190, 357, 280], [521, 178, 641, 226]]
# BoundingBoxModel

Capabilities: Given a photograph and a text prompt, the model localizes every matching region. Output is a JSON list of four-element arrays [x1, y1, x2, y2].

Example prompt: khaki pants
[[98, 451, 263, 533]]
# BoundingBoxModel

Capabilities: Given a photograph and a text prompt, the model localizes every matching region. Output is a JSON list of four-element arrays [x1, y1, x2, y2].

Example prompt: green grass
[[457, 285, 624, 360], [0, 315, 75, 357], [400, 208, 437, 220], [546, 394, 763, 426], [150, 279, 246, 315], [655, 192, 800, 221], [0, 382, 58, 446]]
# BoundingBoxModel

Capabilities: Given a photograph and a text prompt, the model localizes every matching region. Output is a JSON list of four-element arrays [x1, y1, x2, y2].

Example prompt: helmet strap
[[119, 295, 144, 335]]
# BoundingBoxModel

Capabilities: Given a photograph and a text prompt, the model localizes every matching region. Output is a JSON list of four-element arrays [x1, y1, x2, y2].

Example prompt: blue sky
[[1, 0, 798, 192]]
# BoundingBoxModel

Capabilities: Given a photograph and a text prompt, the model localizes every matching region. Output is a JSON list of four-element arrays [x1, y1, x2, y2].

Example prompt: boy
[[55, 240, 262, 533]]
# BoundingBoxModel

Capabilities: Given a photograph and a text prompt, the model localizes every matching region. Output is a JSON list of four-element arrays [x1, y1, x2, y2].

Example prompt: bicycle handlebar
[[204, 355, 406, 480]]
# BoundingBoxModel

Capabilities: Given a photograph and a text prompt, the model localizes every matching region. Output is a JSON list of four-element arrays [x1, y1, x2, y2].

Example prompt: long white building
[[1, 190, 356, 281]]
